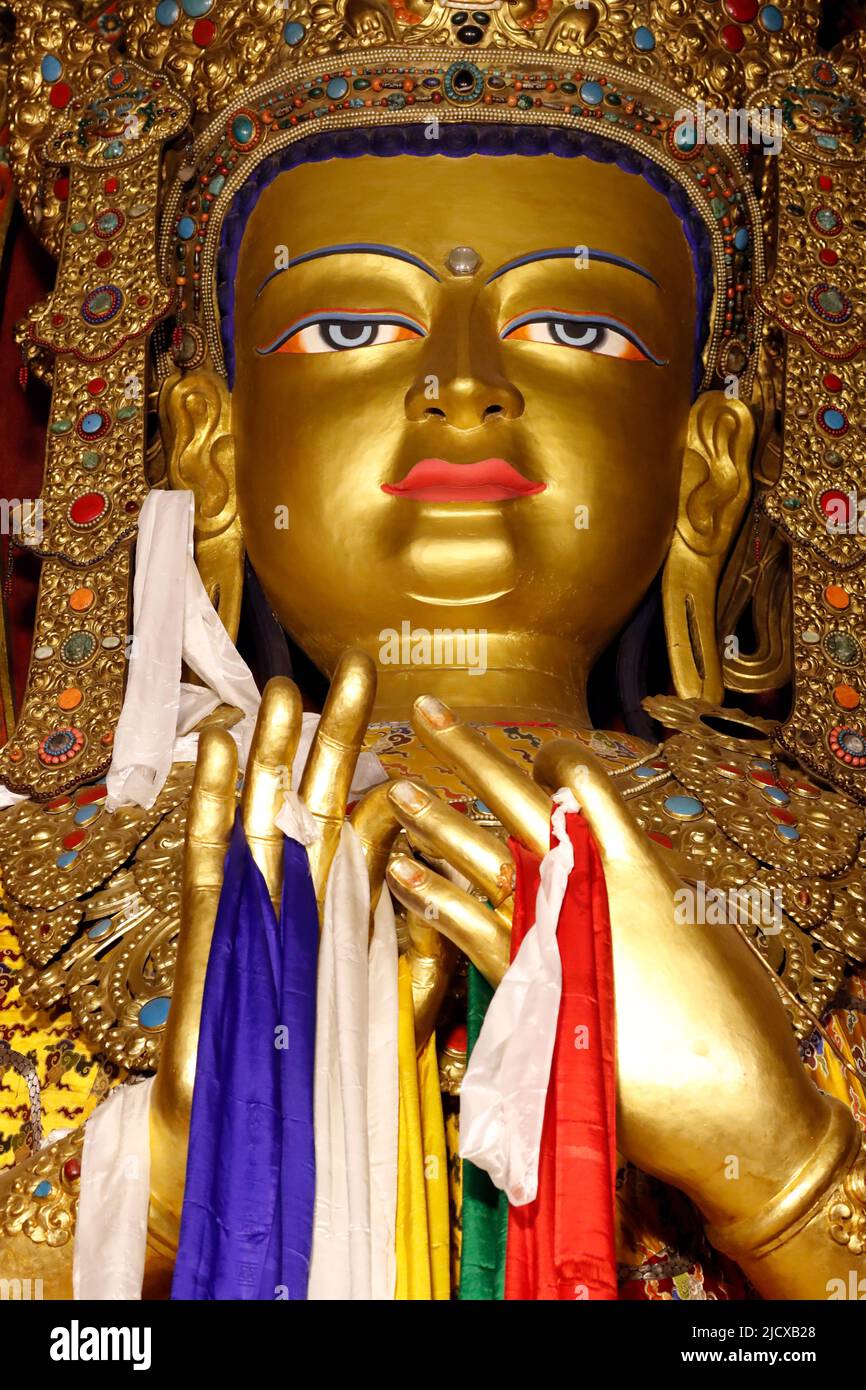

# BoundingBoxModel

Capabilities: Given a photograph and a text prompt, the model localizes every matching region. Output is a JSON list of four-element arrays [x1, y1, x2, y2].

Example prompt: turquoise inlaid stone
[[41, 55, 62, 83], [75, 804, 101, 826], [139, 996, 171, 1029], [82, 451, 100, 469], [387, 92, 407, 108], [177, 215, 196, 240], [81, 412, 104, 435], [33, 1180, 53, 1198], [516, 94, 533, 109], [782, 496, 803, 510], [208, 173, 225, 195], [155, 0, 179, 23], [62, 631, 96, 664], [103, 140, 124, 159], [56, 850, 78, 869], [821, 408, 846, 432], [579, 81, 604, 105], [816, 134, 839, 151], [663, 794, 704, 820], [816, 208, 839, 231], [826, 631, 860, 664], [327, 76, 349, 100], [711, 196, 727, 219], [473, 799, 493, 816], [51, 419, 72, 434], [283, 20, 305, 44], [88, 917, 112, 939], [734, 227, 749, 250], [633, 765, 662, 779], [762, 785, 790, 806], [674, 123, 698, 153], [633, 25, 655, 50], [96, 211, 121, 235], [802, 629, 820, 644], [775, 824, 800, 842], [232, 113, 255, 144], [117, 404, 138, 421], [71, 220, 87, 234], [182, 0, 211, 14], [760, 5, 783, 31]]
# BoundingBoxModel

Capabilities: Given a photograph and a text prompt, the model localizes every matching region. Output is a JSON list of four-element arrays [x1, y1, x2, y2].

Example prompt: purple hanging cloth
[[171, 813, 318, 1299]]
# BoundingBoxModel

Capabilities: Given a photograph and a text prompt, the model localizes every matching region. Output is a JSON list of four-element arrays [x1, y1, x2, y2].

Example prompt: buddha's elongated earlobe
[[160, 369, 244, 641], [662, 391, 755, 703]]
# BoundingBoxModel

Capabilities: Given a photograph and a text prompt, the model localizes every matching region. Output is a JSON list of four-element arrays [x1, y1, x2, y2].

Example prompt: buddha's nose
[[404, 328, 524, 428]]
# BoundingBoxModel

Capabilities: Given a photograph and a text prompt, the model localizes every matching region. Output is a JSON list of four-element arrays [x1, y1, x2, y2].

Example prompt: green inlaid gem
[[51, 419, 72, 434]]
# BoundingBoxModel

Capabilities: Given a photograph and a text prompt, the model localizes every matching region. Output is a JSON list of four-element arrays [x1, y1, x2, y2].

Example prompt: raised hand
[[382, 694, 853, 1253], [145, 652, 375, 1280]]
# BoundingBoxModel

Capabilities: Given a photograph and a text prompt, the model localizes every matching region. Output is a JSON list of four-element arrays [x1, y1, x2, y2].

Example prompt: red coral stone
[[720, 23, 745, 51], [96, 249, 114, 269], [69, 492, 107, 526], [192, 18, 216, 46], [76, 784, 107, 806], [62, 1158, 81, 1183], [104, 177, 119, 194], [53, 176, 69, 201], [725, 0, 758, 20], [49, 82, 72, 110], [87, 377, 106, 396], [62, 829, 87, 851]]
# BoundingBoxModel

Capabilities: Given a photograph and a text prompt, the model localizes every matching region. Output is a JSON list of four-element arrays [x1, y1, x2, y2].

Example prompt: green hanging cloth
[[458, 965, 508, 1300]]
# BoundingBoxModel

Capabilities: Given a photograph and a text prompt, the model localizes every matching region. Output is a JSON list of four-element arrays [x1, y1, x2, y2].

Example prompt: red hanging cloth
[[504, 813, 618, 1301]]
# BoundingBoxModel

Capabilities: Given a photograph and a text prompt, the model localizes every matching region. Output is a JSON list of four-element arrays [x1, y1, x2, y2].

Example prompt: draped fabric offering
[[74, 1078, 154, 1300], [458, 967, 508, 1301], [172, 815, 318, 1300], [504, 815, 618, 1300], [307, 824, 400, 1300], [394, 958, 451, 1300]]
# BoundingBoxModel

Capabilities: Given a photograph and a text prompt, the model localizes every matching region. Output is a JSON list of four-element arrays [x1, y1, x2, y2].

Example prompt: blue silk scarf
[[171, 814, 318, 1300]]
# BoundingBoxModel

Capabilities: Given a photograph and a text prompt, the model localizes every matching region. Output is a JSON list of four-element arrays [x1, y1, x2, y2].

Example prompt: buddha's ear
[[159, 369, 244, 641], [662, 390, 754, 703]]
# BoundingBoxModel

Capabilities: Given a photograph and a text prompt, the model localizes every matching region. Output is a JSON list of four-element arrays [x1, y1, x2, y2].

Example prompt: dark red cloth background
[[504, 814, 618, 1301]]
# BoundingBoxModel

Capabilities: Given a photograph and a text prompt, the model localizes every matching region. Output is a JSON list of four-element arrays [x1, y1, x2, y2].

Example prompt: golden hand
[[383, 695, 862, 1296], [145, 652, 375, 1288]]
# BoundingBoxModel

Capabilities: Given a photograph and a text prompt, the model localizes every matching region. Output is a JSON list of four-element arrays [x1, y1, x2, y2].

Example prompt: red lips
[[382, 458, 546, 503]]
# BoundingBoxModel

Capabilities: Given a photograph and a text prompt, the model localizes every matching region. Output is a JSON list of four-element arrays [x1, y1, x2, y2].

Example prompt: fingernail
[[389, 856, 426, 888], [415, 695, 456, 730], [389, 780, 430, 813]]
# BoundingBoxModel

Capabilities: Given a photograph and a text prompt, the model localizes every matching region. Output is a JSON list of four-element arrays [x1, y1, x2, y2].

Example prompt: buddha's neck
[[367, 633, 591, 729]]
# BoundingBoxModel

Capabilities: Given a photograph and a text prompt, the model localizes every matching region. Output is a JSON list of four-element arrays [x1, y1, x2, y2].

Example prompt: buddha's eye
[[257, 311, 425, 356], [500, 312, 662, 364]]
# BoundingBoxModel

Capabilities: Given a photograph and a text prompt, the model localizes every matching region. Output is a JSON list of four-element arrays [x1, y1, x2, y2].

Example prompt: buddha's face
[[231, 152, 698, 711]]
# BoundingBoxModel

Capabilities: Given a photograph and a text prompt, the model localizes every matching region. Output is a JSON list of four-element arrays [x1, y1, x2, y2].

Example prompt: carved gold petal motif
[[4, 897, 84, 967], [664, 731, 864, 878], [0, 762, 192, 909], [0, 1126, 83, 1248]]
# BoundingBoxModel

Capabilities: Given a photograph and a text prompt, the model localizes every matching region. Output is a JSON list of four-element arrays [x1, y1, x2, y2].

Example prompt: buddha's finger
[[300, 649, 377, 903], [404, 912, 458, 1050], [349, 780, 404, 904], [411, 695, 552, 856], [388, 779, 516, 908], [534, 739, 677, 883], [152, 727, 237, 1177], [387, 854, 511, 987], [241, 676, 303, 914]]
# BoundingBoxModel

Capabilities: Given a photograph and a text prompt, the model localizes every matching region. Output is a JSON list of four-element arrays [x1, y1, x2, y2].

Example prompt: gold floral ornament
[[0, 60, 189, 800]]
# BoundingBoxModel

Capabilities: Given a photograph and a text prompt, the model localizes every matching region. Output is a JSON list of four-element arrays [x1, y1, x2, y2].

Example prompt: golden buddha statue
[[1, 0, 866, 1302]]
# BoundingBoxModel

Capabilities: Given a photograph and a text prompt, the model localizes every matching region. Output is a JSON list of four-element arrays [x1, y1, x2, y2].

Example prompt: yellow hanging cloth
[[395, 956, 451, 1300]]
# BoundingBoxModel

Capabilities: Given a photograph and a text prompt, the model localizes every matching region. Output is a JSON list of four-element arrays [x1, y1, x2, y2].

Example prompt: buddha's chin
[[398, 524, 517, 607]]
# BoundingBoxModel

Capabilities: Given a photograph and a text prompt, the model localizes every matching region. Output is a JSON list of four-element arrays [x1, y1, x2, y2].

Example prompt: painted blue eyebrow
[[256, 243, 441, 299], [486, 248, 659, 288]]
